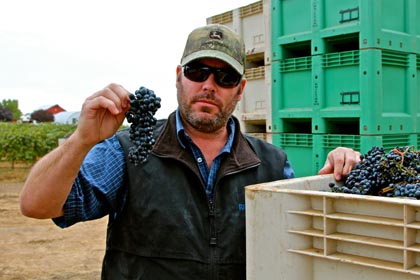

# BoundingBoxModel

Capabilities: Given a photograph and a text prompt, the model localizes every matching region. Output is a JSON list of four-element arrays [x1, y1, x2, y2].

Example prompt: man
[[20, 24, 360, 279]]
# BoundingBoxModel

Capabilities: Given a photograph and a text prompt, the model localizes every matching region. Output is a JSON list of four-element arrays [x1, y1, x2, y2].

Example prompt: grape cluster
[[125, 86, 161, 165], [329, 146, 420, 199]]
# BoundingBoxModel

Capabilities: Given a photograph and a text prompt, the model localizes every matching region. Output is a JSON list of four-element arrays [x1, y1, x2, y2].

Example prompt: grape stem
[[378, 186, 394, 195], [393, 146, 415, 176], [393, 146, 412, 165]]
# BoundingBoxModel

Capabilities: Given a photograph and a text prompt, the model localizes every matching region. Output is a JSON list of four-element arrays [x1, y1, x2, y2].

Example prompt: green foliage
[[1, 99, 22, 120], [0, 123, 76, 168]]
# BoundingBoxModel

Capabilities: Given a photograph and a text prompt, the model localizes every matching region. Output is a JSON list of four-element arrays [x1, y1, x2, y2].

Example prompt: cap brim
[[181, 50, 244, 75]]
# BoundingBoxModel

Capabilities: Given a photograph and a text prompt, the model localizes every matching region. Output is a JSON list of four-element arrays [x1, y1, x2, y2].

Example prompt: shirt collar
[[175, 108, 235, 152]]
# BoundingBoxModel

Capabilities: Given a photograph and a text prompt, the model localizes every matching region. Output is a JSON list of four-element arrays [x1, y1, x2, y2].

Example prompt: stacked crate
[[207, 1, 271, 140], [270, 0, 420, 177]]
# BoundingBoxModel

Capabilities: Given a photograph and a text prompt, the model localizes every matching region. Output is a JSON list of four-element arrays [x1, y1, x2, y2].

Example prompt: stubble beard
[[177, 82, 239, 133]]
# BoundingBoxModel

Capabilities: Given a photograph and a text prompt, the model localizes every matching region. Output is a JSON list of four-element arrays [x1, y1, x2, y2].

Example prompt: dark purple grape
[[125, 86, 161, 165], [329, 146, 420, 199]]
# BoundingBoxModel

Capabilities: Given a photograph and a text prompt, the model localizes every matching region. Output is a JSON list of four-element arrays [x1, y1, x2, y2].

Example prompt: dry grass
[[0, 162, 30, 183]]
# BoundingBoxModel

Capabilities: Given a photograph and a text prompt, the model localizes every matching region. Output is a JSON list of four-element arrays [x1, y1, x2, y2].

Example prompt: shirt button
[[197, 157, 203, 163]]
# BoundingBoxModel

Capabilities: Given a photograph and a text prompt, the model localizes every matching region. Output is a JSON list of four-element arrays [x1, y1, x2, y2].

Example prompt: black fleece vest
[[103, 113, 287, 280]]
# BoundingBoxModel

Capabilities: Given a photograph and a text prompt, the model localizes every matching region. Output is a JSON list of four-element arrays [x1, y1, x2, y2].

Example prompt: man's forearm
[[19, 132, 93, 219]]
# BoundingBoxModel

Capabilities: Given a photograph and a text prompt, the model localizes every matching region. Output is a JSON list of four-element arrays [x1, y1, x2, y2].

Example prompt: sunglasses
[[182, 62, 242, 88]]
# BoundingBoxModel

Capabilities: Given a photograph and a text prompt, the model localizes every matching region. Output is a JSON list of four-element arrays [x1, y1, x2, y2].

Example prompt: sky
[[0, 0, 257, 119]]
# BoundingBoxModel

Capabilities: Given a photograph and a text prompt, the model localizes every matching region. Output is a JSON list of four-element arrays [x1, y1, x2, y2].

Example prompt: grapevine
[[125, 86, 161, 165], [329, 146, 420, 199], [0, 123, 76, 168]]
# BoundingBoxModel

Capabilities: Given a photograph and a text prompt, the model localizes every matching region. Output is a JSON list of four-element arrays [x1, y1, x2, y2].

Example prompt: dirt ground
[[0, 182, 108, 279]]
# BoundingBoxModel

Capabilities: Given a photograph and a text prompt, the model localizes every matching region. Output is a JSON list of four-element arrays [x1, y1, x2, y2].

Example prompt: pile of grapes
[[125, 86, 161, 165], [329, 146, 420, 199]]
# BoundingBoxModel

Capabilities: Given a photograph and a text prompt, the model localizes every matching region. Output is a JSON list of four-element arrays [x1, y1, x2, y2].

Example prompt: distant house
[[37, 104, 66, 115], [19, 113, 31, 122], [54, 111, 80, 125]]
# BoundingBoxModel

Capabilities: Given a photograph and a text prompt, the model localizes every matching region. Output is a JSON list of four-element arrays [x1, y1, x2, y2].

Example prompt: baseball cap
[[180, 24, 245, 75]]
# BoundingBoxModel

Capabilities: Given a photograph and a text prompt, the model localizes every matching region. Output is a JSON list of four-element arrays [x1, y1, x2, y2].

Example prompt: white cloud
[[0, 0, 257, 118]]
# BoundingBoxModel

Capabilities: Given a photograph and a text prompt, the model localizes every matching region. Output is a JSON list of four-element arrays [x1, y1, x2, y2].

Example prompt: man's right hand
[[74, 83, 131, 148], [20, 83, 131, 219]]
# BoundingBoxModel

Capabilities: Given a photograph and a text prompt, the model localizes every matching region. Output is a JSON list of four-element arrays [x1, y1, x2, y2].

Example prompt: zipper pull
[[209, 200, 215, 217]]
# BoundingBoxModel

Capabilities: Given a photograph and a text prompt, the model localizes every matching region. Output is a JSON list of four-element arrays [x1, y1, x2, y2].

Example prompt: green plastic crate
[[271, 0, 419, 59], [418, 133, 420, 148], [271, 57, 314, 132], [315, 49, 417, 134], [272, 133, 318, 177], [417, 55, 420, 132], [322, 134, 419, 154], [271, 0, 313, 40], [272, 49, 418, 134], [273, 133, 360, 177], [272, 133, 418, 177], [321, 0, 416, 52], [417, 2, 420, 51], [273, 117, 313, 134]]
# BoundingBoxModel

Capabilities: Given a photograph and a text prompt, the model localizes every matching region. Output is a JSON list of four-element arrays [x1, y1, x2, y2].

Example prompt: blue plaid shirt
[[54, 110, 295, 227]]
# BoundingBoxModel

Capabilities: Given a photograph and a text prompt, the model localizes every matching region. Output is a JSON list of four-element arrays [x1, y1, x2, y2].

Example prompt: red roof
[[38, 104, 66, 115]]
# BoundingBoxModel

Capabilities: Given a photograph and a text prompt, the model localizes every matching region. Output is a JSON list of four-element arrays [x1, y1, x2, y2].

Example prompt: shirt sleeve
[[53, 135, 126, 228], [283, 159, 295, 179]]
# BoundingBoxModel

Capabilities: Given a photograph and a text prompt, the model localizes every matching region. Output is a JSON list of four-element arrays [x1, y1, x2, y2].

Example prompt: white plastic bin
[[245, 174, 420, 280]]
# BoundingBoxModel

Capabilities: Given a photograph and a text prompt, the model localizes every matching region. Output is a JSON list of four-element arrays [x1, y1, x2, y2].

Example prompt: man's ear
[[176, 65, 182, 75], [237, 78, 247, 100]]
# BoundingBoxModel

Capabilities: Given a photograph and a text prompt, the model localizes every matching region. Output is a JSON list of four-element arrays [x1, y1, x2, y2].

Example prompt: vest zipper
[[209, 162, 260, 246], [208, 200, 217, 279], [209, 162, 260, 278], [209, 200, 217, 246]]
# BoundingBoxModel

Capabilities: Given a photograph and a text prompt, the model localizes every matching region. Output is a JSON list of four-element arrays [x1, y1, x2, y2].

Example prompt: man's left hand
[[318, 147, 361, 181]]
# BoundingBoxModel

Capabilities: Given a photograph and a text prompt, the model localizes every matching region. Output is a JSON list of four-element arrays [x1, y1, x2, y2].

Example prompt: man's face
[[176, 58, 246, 133]]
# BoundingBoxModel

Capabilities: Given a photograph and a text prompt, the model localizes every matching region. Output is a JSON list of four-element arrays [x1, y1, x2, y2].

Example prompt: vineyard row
[[0, 123, 77, 168]]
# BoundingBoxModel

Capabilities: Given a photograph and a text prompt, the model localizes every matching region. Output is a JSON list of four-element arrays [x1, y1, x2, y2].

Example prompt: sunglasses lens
[[215, 70, 241, 88], [183, 66, 210, 82], [183, 63, 242, 88]]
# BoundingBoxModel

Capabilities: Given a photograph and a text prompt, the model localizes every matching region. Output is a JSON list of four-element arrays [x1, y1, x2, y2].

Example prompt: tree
[[1, 99, 22, 121], [31, 109, 54, 122], [0, 105, 13, 121]]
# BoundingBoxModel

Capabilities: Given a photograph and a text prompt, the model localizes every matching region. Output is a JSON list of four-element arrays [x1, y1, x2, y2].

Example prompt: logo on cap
[[209, 30, 223, 41]]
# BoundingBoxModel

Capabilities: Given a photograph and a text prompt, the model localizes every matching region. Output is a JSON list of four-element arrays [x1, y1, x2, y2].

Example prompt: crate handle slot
[[339, 7, 359, 23], [340, 91, 360, 105]]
